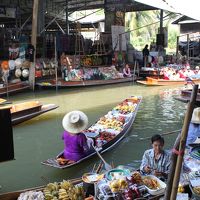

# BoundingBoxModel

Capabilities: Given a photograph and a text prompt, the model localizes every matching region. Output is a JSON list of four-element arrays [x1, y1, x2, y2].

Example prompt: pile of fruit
[[109, 179, 128, 193], [97, 131, 116, 142], [43, 180, 84, 200], [113, 102, 136, 115], [97, 117, 124, 131]]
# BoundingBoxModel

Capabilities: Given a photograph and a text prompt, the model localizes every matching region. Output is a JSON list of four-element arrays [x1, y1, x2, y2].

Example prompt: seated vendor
[[140, 134, 171, 179], [62, 110, 93, 162], [186, 107, 200, 147], [123, 64, 132, 78]]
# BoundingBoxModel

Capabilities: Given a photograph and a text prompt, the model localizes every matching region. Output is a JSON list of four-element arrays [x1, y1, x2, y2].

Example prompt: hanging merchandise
[[15, 69, 22, 78], [26, 44, 35, 62], [8, 60, 16, 70], [1, 61, 9, 70], [15, 58, 22, 68], [22, 69, 29, 78]]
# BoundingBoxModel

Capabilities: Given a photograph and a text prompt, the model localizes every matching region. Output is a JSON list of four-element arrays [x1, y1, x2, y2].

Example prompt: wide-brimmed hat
[[191, 108, 200, 124], [62, 111, 88, 134]]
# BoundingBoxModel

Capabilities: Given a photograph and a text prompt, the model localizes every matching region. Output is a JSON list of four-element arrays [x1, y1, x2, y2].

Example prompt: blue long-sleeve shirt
[[140, 149, 171, 175]]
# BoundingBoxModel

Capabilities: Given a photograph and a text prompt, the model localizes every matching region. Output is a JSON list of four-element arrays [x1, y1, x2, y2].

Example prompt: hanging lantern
[[15, 69, 22, 78]]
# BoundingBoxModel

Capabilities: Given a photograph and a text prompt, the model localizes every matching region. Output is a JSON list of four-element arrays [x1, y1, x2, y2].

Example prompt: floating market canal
[[0, 83, 186, 193]]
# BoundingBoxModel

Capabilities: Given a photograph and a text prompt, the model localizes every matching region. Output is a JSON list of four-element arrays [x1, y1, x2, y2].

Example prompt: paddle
[[92, 144, 112, 171], [139, 129, 181, 140]]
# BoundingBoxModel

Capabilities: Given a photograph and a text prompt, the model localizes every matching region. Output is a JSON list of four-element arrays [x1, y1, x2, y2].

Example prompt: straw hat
[[15, 69, 22, 78], [15, 58, 22, 67], [191, 108, 200, 124], [22, 69, 29, 78], [62, 111, 88, 134]]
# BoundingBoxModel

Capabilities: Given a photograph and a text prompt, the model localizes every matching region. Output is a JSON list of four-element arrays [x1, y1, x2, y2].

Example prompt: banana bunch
[[109, 179, 128, 193], [43, 180, 84, 200]]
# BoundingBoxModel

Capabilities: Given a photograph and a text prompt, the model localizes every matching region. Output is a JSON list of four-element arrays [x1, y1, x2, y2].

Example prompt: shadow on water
[[0, 83, 186, 193]]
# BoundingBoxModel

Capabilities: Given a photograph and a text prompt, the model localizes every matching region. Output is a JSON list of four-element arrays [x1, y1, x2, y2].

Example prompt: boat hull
[[36, 77, 135, 88], [174, 89, 200, 106], [12, 104, 58, 125], [41, 97, 142, 169], [137, 77, 200, 86], [0, 82, 30, 97]]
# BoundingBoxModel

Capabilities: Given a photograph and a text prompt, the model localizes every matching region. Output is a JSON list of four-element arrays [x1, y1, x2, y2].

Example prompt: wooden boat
[[174, 88, 200, 106], [36, 77, 136, 88], [0, 82, 30, 97], [41, 96, 142, 169], [8, 101, 58, 125], [139, 68, 164, 79], [137, 77, 200, 86]]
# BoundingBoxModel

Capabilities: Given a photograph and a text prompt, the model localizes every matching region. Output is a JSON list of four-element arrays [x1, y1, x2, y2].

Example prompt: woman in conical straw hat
[[62, 110, 93, 162], [186, 107, 200, 146]]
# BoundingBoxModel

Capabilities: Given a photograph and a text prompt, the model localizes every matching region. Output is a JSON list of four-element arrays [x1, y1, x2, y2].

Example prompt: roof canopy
[[133, 0, 200, 21]]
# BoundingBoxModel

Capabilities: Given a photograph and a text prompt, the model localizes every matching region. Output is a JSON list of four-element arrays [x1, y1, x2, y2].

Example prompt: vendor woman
[[62, 110, 93, 162], [140, 134, 171, 179]]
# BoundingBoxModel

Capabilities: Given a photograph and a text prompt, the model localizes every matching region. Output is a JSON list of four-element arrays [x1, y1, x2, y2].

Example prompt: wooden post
[[187, 34, 190, 61], [170, 84, 198, 200], [176, 36, 179, 60], [0, 106, 14, 162], [29, 0, 39, 91], [164, 133, 181, 200]]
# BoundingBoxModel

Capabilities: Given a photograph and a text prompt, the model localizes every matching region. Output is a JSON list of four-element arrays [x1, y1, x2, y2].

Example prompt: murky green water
[[0, 83, 186, 193]]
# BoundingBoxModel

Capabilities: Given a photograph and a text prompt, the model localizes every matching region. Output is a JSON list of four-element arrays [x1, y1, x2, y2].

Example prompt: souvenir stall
[[0, 58, 30, 96]]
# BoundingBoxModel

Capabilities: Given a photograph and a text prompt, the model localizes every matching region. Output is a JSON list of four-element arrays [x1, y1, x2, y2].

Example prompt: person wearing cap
[[186, 107, 200, 146], [62, 111, 93, 162], [140, 134, 171, 180]]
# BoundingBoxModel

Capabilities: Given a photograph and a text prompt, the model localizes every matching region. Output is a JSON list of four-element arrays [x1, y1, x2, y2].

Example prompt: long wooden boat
[[36, 77, 136, 88], [0, 82, 30, 97], [174, 88, 200, 106], [137, 77, 200, 86], [8, 101, 58, 125], [41, 96, 142, 169]]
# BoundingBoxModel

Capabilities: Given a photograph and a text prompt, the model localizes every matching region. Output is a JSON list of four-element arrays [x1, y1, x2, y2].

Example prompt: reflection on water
[[0, 83, 186, 193]]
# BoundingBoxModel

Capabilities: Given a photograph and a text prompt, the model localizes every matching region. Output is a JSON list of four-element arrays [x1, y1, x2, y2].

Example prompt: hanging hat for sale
[[191, 107, 200, 124], [9, 60, 15, 70], [62, 111, 88, 134], [22, 60, 30, 68], [15, 69, 22, 78], [1, 61, 9, 70], [15, 58, 22, 67], [22, 69, 29, 78]]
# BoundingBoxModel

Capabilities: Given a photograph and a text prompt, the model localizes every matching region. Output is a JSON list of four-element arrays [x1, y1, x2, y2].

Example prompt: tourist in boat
[[62, 111, 93, 162], [186, 107, 200, 146], [123, 64, 132, 78], [140, 134, 171, 179], [142, 44, 149, 67]]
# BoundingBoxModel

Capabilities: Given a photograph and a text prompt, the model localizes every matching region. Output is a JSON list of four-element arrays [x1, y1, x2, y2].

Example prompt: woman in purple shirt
[[62, 110, 91, 162]]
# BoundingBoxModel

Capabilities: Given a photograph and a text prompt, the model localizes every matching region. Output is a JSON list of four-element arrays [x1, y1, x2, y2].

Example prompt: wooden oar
[[92, 144, 112, 171], [139, 129, 181, 141]]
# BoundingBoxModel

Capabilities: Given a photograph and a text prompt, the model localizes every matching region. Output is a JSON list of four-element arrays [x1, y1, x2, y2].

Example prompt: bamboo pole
[[170, 84, 198, 200], [164, 133, 181, 200], [30, 0, 39, 91]]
